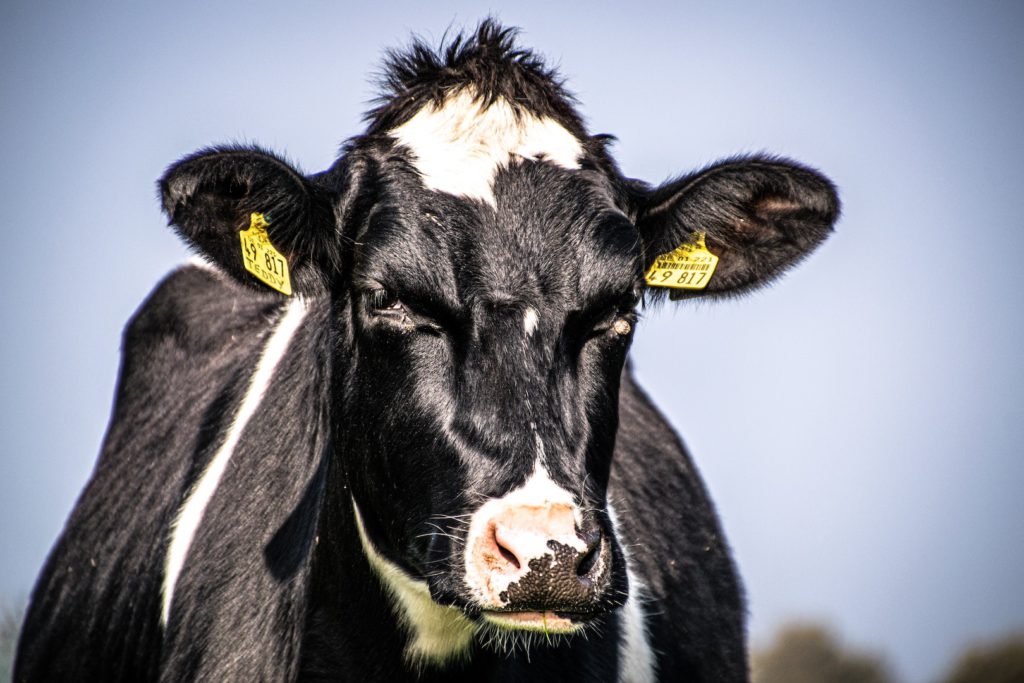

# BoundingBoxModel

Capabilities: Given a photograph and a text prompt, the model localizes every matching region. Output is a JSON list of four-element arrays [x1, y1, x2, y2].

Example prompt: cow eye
[[580, 294, 640, 342], [593, 310, 637, 336], [366, 288, 405, 315], [361, 286, 449, 335], [604, 293, 641, 324]]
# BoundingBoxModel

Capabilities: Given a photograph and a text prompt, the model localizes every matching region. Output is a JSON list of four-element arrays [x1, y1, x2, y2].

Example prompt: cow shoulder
[[154, 267, 333, 681], [15, 264, 293, 682], [609, 368, 749, 682]]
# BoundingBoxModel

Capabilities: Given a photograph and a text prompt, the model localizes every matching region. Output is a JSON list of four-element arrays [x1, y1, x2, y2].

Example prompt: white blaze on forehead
[[389, 89, 584, 206], [523, 308, 539, 336]]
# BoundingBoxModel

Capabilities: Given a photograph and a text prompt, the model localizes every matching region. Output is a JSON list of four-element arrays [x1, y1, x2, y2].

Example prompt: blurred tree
[[0, 599, 24, 683], [752, 622, 896, 683], [941, 633, 1024, 683]]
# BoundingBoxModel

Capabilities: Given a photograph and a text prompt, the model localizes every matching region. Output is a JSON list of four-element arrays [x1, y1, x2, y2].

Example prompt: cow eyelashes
[[595, 310, 637, 337], [600, 295, 641, 329], [573, 300, 638, 346], [362, 287, 453, 335], [365, 288, 405, 315]]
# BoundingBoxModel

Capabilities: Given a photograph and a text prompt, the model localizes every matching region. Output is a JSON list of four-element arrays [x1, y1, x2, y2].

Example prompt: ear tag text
[[644, 232, 719, 290], [239, 212, 293, 295]]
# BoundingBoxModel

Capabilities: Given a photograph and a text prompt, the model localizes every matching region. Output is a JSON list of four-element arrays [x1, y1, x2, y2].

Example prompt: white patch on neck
[[607, 503, 657, 683], [389, 88, 583, 206], [185, 254, 219, 273], [160, 297, 308, 627], [352, 499, 476, 667], [523, 308, 539, 337]]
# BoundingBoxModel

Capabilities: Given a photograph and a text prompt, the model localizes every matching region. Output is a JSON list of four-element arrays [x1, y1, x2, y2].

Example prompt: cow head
[[159, 21, 837, 666]]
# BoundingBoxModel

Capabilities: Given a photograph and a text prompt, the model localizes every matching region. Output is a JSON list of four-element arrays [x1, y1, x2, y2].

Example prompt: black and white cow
[[16, 21, 838, 683]]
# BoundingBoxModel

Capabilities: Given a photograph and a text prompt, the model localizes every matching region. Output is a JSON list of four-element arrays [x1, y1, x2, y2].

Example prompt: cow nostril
[[497, 542, 520, 570], [492, 528, 521, 571], [575, 539, 601, 578]]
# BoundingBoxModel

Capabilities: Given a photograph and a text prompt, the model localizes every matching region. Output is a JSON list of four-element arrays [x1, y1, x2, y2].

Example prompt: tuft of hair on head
[[365, 18, 587, 140]]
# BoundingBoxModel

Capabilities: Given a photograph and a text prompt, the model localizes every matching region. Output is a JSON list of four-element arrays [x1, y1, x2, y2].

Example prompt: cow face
[[337, 141, 640, 632], [159, 25, 837, 666]]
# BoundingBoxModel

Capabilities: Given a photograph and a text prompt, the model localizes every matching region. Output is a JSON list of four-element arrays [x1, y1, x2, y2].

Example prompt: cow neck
[[300, 454, 504, 681]]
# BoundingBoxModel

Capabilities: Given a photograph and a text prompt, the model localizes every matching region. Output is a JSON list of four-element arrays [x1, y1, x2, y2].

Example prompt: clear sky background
[[1, 2, 1021, 681]]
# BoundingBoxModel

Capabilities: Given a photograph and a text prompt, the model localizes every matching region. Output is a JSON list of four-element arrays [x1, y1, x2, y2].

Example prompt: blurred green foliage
[[753, 623, 1024, 683], [752, 623, 895, 683], [0, 599, 24, 683], [940, 633, 1024, 683]]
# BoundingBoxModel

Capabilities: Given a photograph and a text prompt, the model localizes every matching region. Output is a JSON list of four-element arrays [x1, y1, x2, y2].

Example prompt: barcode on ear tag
[[239, 212, 293, 295], [644, 232, 718, 290]]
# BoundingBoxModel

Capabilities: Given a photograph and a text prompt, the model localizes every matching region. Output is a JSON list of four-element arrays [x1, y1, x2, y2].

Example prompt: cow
[[15, 20, 838, 683]]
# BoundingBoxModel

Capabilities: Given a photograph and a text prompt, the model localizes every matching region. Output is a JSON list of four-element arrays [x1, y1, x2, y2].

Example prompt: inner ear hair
[[639, 154, 840, 299], [754, 195, 804, 214]]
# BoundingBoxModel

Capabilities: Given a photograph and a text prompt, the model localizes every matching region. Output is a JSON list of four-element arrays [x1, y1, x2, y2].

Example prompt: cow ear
[[159, 146, 341, 295], [635, 155, 839, 299]]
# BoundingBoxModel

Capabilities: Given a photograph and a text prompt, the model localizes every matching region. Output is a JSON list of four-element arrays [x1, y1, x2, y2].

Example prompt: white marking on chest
[[523, 308, 539, 336], [352, 499, 476, 667], [389, 88, 583, 206], [160, 297, 308, 626], [608, 503, 657, 683]]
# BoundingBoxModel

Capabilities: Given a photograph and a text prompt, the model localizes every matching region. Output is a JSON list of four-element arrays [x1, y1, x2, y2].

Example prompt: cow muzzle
[[463, 470, 612, 632]]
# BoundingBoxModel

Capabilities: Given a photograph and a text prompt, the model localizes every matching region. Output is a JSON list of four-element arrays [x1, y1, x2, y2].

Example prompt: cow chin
[[481, 610, 582, 632], [474, 609, 592, 656]]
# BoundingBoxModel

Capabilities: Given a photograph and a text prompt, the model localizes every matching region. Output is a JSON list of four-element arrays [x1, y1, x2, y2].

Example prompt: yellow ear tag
[[239, 212, 293, 295], [644, 232, 719, 290]]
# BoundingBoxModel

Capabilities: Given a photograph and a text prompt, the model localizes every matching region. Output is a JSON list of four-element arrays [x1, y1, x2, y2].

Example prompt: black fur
[[636, 155, 840, 300], [160, 146, 341, 294], [365, 19, 586, 140], [16, 20, 839, 682]]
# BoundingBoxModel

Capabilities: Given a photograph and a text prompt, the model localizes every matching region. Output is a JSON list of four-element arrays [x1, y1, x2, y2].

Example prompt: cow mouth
[[479, 609, 589, 634]]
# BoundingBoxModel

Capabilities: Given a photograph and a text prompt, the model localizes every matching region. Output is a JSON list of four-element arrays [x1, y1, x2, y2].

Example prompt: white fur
[[352, 499, 477, 666], [186, 254, 210, 269], [160, 297, 308, 626], [607, 504, 657, 683], [523, 308, 539, 336], [390, 89, 583, 206], [185, 254, 218, 273]]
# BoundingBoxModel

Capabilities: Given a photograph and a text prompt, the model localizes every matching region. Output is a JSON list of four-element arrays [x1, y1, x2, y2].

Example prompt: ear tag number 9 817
[[644, 232, 719, 290], [239, 212, 293, 296]]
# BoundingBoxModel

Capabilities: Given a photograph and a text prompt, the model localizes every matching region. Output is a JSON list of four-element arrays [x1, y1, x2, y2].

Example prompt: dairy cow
[[16, 21, 838, 682]]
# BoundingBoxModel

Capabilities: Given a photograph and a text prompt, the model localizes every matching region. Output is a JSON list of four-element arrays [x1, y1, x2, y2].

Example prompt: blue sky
[[2, 2, 1022, 681]]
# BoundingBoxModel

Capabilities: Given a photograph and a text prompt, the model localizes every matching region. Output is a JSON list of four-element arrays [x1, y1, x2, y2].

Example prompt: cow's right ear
[[633, 155, 839, 300], [160, 146, 341, 294]]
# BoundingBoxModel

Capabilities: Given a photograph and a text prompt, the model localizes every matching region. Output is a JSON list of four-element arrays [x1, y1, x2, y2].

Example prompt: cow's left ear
[[634, 155, 840, 299], [160, 145, 341, 295]]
